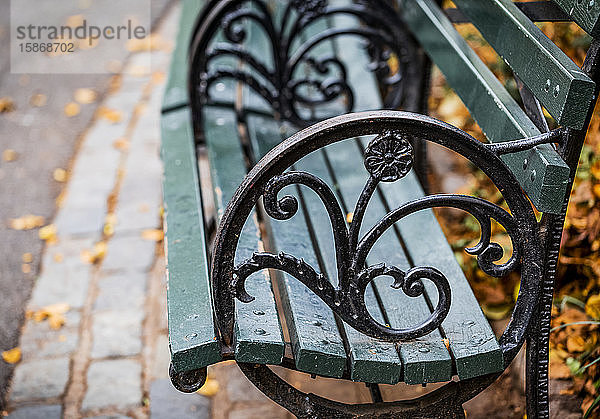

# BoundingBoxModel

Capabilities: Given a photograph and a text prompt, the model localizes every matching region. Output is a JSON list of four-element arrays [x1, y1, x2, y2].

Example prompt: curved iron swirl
[[189, 0, 416, 127], [211, 111, 543, 352]]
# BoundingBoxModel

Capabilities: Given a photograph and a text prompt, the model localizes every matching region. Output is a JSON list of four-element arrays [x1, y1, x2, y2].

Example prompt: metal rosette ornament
[[211, 111, 543, 359]]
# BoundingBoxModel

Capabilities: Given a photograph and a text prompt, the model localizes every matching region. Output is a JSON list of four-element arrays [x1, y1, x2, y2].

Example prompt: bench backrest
[[398, 0, 598, 214], [189, 0, 600, 215]]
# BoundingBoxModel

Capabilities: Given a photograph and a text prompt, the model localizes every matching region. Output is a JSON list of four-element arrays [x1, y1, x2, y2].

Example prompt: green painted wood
[[453, 0, 594, 130], [398, 0, 571, 214], [378, 171, 504, 379], [325, 139, 453, 384], [162, 0, 205, 111], [551, 0, 600, 36], [273, 123, 403, 385], [245, 115, 347, 378], [161, 107, 221, 372], [327, 15, 456, 383], [203, 106, 285, 364]]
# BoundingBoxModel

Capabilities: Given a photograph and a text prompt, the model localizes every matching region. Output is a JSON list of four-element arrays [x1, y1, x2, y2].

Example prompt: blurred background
[[0, 0, 598, 418]]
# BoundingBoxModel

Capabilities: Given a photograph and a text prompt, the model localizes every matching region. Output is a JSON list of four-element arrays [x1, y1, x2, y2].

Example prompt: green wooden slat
[[378, 171, 504, 380], [324, 140, 453, 384], [329, 14, 454, 383], [454, 0, 594, 130], [551, 0, 600, 36], [398, 0, 571, 214], [162, 0, 205, 111], [203, 106, 285, 364], [162, 107, 221, 372], [270, 122, 403, 384], [331, 19, 500, 380], [246, 115, 347, 378]]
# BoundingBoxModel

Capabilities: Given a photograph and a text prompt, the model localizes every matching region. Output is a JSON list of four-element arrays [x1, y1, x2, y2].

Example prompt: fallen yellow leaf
[[113, 137, 129, 150], [97, 107, 122, 123], [585, 294, 600, 320], [33, 303, 70, 329], [141, 229, 164, 241], [2, 149, 18, 162], [53, 168, 68, 182], [74, 88, 97, 104], [0, 97, 15, 113], [152, 71, 166, 84], [9, 215, 45, 230], [196, 377, 219, 397], [21, 264, 31, 274], [81, 241, 107, 264], [30, 93, 47, 107], [64, 102, 80, 117], [65, 14, 84, 28], [442, 338, 450, 350], [53, 253, 64, 263], [39, 224, 57, 242], [22, 253, 33, 263], [346, 212, 354, 223], [2, 348, 21, 364]]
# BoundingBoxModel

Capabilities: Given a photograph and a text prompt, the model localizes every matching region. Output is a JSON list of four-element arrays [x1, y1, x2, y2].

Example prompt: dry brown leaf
[[141, 229, 164, 241], [53, 168, 68, 182], [64, 102, 80, 117], [2, 149, 18, 162], [30, 93, 47, 107], [74, 88, 97, 104], [9, 215, 45, 230], [2, 347, 21, 364], [0, 97, 15, 113]]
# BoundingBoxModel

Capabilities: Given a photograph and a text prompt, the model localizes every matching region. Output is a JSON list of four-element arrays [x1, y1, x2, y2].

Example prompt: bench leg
[[526, 213, 565, 419]]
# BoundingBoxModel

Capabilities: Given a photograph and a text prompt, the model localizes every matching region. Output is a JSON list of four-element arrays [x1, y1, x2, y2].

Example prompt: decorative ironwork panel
[[189, 0, 419, 127]]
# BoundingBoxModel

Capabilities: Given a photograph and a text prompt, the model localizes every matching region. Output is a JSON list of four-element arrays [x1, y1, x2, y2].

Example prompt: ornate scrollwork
[[228, 129, 522, 342], [189, 0, 417, 127], [211, 112, 543, 349]]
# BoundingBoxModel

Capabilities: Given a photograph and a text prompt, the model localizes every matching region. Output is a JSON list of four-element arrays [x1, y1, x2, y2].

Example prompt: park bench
[[160, 0, 600, 417]]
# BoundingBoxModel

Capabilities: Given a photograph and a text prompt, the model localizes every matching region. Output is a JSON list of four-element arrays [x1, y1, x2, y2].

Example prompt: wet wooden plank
[[162, 107, 221, 372], [245, 115, 348, 378], [551, 0, 600, 36], [398, 0, 571, 214], [203, 106, 285, 364], [162, 0, 206, 111], [454, 0, 594, 129]]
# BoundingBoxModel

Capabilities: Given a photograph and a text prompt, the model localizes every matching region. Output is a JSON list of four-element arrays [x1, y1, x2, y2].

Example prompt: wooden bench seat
[[162, 0, 502, 385], [162, 0, 600, 416]]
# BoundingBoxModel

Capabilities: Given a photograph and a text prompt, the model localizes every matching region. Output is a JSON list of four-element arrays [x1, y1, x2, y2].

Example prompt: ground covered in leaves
[[430, 11, 600, 417]]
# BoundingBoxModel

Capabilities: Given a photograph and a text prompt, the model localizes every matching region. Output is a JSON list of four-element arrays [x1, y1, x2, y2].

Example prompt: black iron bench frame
[[163, 1, 600, 417]]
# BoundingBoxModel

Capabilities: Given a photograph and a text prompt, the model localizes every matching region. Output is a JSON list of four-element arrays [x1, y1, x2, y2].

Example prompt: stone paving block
[[82, 359, 142, 411], [151, 334, 170, 381], [228, 404, 288, 419], [149, 378, 210, 419], [94, 271, 147, 312], [40, 237, 95, 270], [10, 357, 70, 402], [29, 263, 91, 310], [19, 311, 80, 360], [101, 234, 157, 272], [90, 310, 144, 358], [7, 404, 62, 419]]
